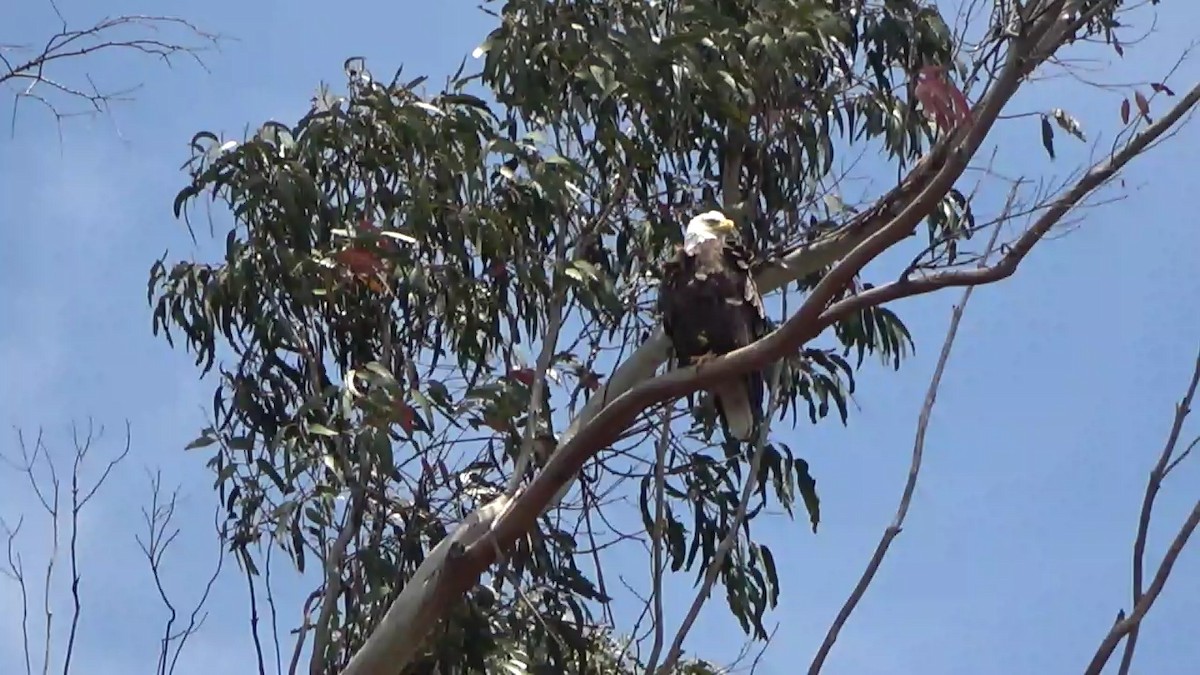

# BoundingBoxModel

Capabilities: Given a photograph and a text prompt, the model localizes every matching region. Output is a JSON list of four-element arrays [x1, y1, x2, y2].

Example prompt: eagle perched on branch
[[658, 211, 769, 443]]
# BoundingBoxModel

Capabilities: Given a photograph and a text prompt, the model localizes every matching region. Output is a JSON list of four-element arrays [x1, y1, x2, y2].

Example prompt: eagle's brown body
[[659, 235, 769, 442]]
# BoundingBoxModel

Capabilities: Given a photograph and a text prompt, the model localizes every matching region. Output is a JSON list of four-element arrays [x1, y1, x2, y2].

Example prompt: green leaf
[[795, 458, 821, 533], [185, 433, 216, 450], [307, 423, 338, 437]]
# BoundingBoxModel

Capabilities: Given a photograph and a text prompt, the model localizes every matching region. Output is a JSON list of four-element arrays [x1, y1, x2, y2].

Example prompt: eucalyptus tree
[[150, 0, 1195, 673]]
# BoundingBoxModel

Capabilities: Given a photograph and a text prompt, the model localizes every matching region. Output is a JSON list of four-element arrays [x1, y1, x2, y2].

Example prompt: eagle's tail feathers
[[714, 383, 754, 442]]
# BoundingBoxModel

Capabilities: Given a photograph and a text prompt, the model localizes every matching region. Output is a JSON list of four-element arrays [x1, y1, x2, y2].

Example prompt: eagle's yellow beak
[[714, 218, 736, 234]]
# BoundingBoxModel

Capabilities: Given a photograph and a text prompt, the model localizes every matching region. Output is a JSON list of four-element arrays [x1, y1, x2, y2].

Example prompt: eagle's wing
[[710, 240, 768, 442], [724, 240, 769, 336], [657, 248, 686, 364]]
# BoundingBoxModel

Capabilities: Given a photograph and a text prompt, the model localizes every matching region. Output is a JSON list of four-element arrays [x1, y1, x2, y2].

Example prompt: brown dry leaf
[[1134, 90, 1151, 121], [1151, 82, 1176, 97]]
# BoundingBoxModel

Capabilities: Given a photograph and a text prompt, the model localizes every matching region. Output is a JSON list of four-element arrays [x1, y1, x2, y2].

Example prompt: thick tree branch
[[820, 81, 1200, 322]]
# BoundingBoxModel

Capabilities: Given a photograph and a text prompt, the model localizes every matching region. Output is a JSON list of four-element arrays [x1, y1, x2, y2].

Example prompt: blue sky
[[2, 1, 1198, 674]]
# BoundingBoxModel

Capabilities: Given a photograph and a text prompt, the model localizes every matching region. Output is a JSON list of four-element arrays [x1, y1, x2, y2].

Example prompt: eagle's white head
[[683, 210, 736, 255]]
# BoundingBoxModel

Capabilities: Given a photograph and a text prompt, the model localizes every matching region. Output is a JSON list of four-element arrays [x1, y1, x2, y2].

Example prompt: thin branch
[[240, 548, 269, 675], [654, 366, 784, 675], [506, 213, 573, 494], [1, 423, 132, 675], [642, 402, 675, 674], [2, 11, 219, 135], [39, 439, 60, 675], [808, 196, 1007, 675], [166, 505, 225, 675], [139, 471, 182, 674], [2, 515, 33, 675], [1112, 345, 1200, 675], [820, 81, 1200, 322], [309, 493, 365, 675], [1085, 499, 1200, 675], [289, 592, 323, 675], [264, 545, 284, 675]]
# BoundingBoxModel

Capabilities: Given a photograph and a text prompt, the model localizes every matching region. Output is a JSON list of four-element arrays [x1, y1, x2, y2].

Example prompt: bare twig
[[2, 10, 219, 136], [137, 469, 225, 675], [1101, 345, 1200, 675], [1, 422, 132, 675], [1, 516, 33, 675], [808, 194, 1008, 675]]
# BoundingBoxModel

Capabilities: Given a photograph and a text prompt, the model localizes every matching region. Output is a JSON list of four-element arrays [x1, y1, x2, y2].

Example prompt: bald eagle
[[658, 211, 769, 442]]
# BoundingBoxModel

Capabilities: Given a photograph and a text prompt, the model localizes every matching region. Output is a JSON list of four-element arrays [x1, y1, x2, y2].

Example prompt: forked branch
[[1086, 345, 1200, 675]]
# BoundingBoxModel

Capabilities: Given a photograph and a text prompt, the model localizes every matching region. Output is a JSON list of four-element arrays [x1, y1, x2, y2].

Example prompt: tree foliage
[[147, 0, 1184, 673]]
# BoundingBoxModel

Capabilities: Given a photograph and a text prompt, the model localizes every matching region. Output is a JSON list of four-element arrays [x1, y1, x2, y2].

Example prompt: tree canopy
[[145, 0, 1194, 673]]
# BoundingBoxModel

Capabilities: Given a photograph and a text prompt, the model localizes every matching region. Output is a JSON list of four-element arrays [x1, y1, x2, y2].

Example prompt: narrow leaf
[[1134, 91, 1151, 122], [1040, 115, 1055, 159]]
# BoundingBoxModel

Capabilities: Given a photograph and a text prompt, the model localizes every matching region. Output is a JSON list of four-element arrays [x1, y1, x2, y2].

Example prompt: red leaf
[[394, 402, 416, 434], [488, 260, 510, 281], [355, 217, 399, 253], [1120, 99, 1130, 124], [335, 247, 384, 276], [914, 66, 971, 133], [580, 371, 601, 391], [507, 368, 535, 386]]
